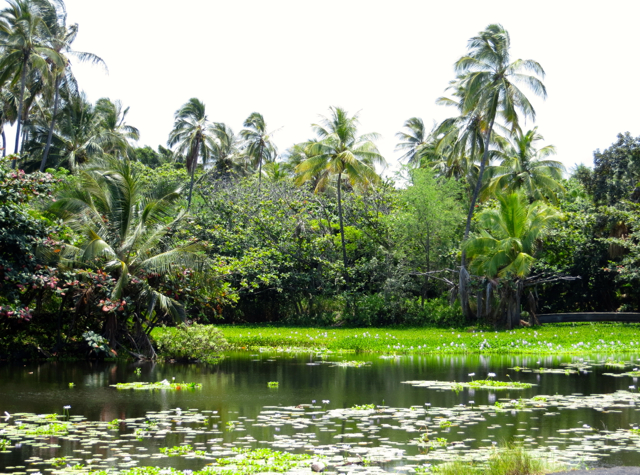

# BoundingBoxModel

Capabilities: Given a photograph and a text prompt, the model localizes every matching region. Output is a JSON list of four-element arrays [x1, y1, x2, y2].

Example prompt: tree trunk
[[459, 112, 497, 319], [40, 74, 61, 172], [1, 128, 5, 157], [13, 57, 29, 168], [337, 171, 348, 282], [186, 139, 201, 210], [257, 141, 263, 193]]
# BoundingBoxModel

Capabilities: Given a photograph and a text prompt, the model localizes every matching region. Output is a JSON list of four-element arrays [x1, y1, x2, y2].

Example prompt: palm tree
[[240, 112, 277, 192], [0, 0, 64, 165], [295, 106, 385, 272], [48, 158, 205, 354], [25, 93, 134, 170], [486, 127, 565, 202], [40, 6, 106, 171], [451, 24, 546, 318], [167, 98, 214, 209], [210, 122, 242, 178], [95, 98, 139, 156], [395, 117, 430, 166], [464, 192, 558, 327]]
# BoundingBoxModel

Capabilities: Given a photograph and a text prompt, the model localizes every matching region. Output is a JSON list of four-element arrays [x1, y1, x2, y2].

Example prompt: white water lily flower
[[488, 373, 496, 378]]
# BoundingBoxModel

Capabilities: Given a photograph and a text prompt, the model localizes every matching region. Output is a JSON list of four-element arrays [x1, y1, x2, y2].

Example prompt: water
[[2, 352, 640, 473]]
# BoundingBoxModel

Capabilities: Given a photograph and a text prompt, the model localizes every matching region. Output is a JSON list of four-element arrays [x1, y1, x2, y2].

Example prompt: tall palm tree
[[451, 24, 546, 318], [295, 106, 385, 272], [48, 158, 205, 353], [167, 98, 214, 209], [40, 6, 106, 171], [0, 0, 64, 165], [464, 192, 558, 327], [455, 24, 546, 241], [486, 127, 565, 202], [240, 112, 277, 192]]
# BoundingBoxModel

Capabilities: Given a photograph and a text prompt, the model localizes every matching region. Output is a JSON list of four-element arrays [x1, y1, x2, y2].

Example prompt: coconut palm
[[40, 7, 106, 171], [209, 122, 243, 178], [295, 106, 384, 272], [455, 23, 546, 240], [25, 93, 133, 170], [95, 98, 139, 156], [486, 127, 565, 202], [395, 117, 430, 166], [167, 98, 215, 209], [464, 192, 558, 327], [240, 112, 277, 192], [451, 24, 546, 318], [0, 0, 64, 164], [48, 158, 205, 354]]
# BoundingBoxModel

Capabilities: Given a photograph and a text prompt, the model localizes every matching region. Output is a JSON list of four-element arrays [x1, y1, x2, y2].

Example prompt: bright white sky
[[58, 0, 640, 175]]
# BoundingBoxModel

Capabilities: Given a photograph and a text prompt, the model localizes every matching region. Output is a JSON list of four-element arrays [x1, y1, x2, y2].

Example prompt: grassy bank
[[153, 322, 640, 355]]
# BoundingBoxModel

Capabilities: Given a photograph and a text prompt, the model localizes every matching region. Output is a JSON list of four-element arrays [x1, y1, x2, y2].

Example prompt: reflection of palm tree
[[295, 107, 384, 272], [50, 158, 205, 352], [464, 192, 558, 327], [486, 127, 565, 202], [240, 112, 277, 192], [0, 0, 64, 163], [167, 98, 214, 209]]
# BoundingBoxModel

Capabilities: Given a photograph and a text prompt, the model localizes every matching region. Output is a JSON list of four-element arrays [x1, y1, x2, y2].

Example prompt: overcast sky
[[57, 0, 640, 174]]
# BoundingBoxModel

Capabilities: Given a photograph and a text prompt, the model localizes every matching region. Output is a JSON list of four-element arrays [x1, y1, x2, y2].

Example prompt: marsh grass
[[432, 445, 560, 474], [155, 322, 640, 355]]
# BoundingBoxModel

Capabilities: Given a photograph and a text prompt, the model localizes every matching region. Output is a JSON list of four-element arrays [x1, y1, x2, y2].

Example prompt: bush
[[154, 323, 227, 362], [342, 294, 463, 327]]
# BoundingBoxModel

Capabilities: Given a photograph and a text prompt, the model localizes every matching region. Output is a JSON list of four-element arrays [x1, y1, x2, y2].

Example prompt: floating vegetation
[[403, 380, 533, 390], [110, 380, 202, 390], [159, 445, 205, 457], [331, 360, 371, 367], [267, 381, 279, 388], [351, 403, 376, 410]]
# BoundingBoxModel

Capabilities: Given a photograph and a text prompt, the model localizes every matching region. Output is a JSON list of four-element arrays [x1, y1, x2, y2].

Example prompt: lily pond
[[4, 352, 640, 474]]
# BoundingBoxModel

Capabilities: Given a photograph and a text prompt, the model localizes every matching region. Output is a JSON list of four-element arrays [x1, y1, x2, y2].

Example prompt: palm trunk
[[337, 171, 348, 279], [12, 57, 29, 168], [186, 139, 201, 210], [459, 111, 497, 320], [40, 74, 61, 172], [257, 142, 263, 193]]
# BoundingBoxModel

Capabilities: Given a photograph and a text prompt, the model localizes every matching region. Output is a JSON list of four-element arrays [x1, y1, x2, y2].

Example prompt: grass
[[154, 322, 640, 355], [426, 444, 563, 474]]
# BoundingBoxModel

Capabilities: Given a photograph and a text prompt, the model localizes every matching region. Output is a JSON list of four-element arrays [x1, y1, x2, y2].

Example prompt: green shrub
[[154, 323, 227, 362]]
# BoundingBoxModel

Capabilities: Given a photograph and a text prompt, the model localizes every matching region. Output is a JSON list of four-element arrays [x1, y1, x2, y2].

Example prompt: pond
[[2, 351, 640, 473]]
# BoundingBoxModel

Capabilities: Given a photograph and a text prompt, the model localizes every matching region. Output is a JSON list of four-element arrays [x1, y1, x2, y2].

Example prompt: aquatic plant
[[111, 381, 202, 390], [351, 403, 376, 410], [159, 445, 205, 456], [267, 381, 279, 388]]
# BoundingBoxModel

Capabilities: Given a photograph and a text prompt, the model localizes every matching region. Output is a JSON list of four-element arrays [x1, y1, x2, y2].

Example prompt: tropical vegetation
[[1, 1, 639, 360]]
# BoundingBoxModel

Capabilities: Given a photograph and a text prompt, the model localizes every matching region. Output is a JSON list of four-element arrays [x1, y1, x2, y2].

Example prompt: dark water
[[2, 352, 640, 472]]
